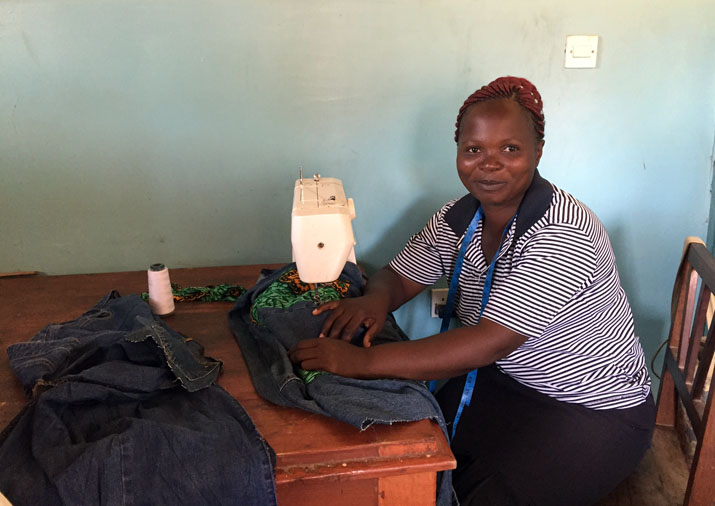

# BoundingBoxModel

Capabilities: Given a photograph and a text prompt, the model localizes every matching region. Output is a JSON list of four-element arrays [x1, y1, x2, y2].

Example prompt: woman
[[289, 76, 655, 506]]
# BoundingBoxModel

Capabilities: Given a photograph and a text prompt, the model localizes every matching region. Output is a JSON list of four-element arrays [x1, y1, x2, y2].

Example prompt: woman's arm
[[313, 266, 426, 346], [289, 317, 528, 380]]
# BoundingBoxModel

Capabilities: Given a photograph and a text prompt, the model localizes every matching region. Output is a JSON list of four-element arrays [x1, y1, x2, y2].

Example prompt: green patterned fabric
[[297, 368, 326, 383], [140, 284, 246, 303], [249, 278, 343, 325]]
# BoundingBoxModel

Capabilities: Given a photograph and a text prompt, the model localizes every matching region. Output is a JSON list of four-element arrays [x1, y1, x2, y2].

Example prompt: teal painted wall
[[2, 0, 714, 384]]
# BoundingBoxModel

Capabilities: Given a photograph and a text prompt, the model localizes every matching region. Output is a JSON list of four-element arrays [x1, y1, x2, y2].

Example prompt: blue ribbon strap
[[427, 208, 484, 394], [440, 207, 484, 334], [430, 206, 515, 441]]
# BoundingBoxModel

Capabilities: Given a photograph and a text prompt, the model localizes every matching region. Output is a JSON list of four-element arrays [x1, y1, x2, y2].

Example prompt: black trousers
[[436, 365, 655, 506]]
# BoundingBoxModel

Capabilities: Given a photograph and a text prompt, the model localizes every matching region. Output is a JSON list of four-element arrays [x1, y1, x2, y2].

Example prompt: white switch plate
[[431, 288, 449, 318], [564, 35, 599, 68]]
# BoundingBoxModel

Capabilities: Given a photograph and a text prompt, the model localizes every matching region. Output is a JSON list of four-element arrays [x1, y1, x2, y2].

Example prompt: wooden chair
[[656, 241, 715, 505]]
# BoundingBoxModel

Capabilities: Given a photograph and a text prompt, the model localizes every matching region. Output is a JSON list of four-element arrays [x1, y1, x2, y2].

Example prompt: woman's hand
[[289, 338, 370, 378], [313, 295, 389, 347], [292, 318, 530, 382], [313, 266, 426, 348]]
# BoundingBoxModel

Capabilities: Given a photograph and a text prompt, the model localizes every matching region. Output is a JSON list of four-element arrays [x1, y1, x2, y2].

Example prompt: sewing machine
[[291, 172, 356, 283]]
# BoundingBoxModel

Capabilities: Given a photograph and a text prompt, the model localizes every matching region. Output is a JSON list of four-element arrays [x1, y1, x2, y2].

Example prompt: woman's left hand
[[289, 338, 369, 378]]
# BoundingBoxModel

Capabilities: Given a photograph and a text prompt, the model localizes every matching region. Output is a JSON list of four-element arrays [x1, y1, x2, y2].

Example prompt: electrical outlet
[[431, 288, 449, 318]]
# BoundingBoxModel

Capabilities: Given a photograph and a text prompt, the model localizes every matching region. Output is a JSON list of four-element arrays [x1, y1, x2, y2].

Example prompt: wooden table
[[0, 266, 455, 506]]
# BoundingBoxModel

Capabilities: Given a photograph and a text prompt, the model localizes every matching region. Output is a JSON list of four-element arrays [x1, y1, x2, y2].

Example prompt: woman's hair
[[454, 76, 545, 143]]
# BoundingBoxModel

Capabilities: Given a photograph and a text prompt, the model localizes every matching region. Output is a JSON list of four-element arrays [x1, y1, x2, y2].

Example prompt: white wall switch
[[431, 288, 449, 318], [564, 35, 599, 68]]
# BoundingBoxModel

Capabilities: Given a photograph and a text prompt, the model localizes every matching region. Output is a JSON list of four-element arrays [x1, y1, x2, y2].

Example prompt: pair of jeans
[[8, 292, 221, 395], [228, 262, 456, 506], [1, 291, 277, 506]]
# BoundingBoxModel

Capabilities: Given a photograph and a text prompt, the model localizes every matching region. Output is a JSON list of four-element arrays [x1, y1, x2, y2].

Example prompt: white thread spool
[[147, 263, 175, 316]]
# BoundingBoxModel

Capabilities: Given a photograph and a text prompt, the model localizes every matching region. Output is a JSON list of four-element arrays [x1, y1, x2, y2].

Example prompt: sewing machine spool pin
[[314, 173, 321, 208]]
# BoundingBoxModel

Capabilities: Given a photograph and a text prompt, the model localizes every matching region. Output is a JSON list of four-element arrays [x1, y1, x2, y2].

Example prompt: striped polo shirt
[[390, 171, 651, 409]]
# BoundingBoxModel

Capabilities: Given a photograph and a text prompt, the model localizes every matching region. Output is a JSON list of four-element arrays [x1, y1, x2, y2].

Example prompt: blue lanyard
[[433, 206, 515, 440]]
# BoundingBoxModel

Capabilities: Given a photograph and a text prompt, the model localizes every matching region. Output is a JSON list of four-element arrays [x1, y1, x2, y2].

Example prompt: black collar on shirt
[[444, 169, 554, 241]]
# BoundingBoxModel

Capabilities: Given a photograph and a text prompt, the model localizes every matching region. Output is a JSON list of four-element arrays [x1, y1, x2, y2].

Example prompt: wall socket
[[431, 288, 449, 318]]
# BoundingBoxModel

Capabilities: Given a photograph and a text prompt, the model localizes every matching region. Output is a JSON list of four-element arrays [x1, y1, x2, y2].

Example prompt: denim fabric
[[0, 291, 277, 506], [228, 262, 456, 506], [7, 291, 221, 393]]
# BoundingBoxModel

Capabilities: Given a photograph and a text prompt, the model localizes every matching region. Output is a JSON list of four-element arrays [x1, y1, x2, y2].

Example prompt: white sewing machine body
[[291, 175, 356, 283]]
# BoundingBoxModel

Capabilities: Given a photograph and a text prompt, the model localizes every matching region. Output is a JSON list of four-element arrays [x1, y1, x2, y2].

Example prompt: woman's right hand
[[313, 294, 389, 348], [314, 266, 426, 348]]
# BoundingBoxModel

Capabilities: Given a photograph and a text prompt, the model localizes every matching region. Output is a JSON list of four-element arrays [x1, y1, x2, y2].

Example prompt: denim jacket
[[229, 262, 456, 505]]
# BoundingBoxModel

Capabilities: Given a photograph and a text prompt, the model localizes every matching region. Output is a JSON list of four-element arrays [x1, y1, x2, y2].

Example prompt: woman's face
[[456, 99, 544, 213]]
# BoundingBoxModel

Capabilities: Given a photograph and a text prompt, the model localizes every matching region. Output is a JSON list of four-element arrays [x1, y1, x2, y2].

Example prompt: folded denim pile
[[0, 291, 277, 506]]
